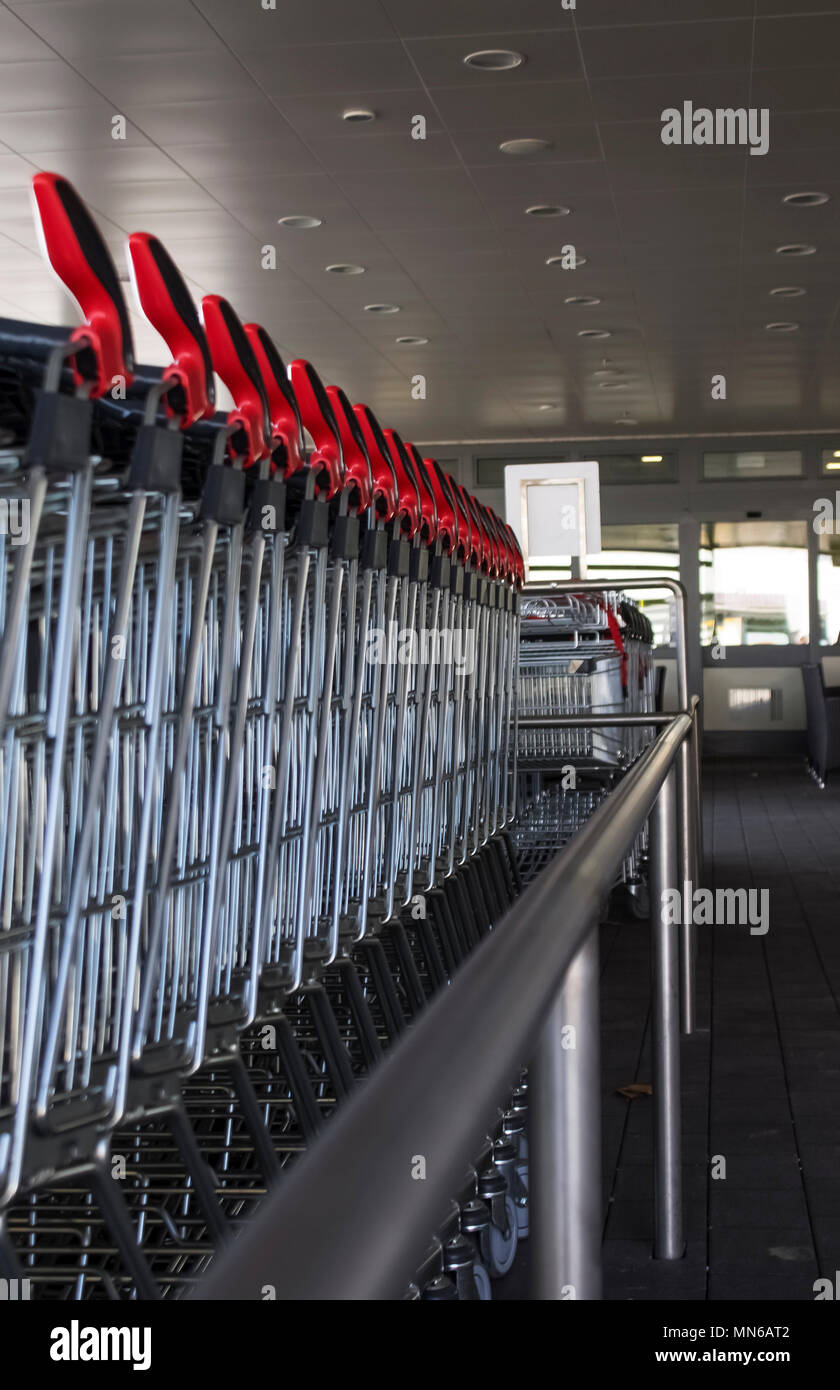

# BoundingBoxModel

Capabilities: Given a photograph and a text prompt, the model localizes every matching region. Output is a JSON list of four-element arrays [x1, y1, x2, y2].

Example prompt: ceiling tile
[[405, 30, 582, 87], [432, 81, 592, 130], [381, 0, 574, 37], [754, 13, 840, 69], [581, 20, 753, 79], [0, 101, 150, 151], [238, 42, 418, 97], [272, 90, 438, 141], [120, 96, 290, 145], [0, 59, 102, 111], [77, 50, 256, 105], [8, 0, 221, 54], [605, 1, 755, 22], [305, 131, 459, 174], [192, 0, 397, 47]]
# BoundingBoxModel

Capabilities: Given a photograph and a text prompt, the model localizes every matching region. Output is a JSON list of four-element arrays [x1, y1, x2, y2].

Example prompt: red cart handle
[[128, 232, 214, 426], [480, 503, 502, 579], [201, 295, 270, 466], [446, 473, 472, 565], [406, 442, 439, 546], [32, 171, 134, 397], [506, 524, 525, 588], [354, 404, 399, 524], [471, 495, 492, 576], [483, 506, 510, 583], [454, 481, 483, 570], [426, 460, 457, 554], [326, 384, 373, 515], [244, 323, 306, 477], [383, 428, 421, 539], [288, 359, 344, 500], [496, 514, 516, 585]]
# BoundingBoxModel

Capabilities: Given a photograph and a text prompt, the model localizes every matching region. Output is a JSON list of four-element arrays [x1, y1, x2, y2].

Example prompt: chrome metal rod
[[518, 712, 686, 728], [532, 925, 602, 1300], [650, 765, 683, 1260], [677, 736, 697, 1035]]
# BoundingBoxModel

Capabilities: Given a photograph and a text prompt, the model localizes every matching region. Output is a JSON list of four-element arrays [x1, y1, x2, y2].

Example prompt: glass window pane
[[584, 523, 680, 646], [527, 524, 680, 646], [699, 521, 809, 646], [476, 456, 572, 487], [597, 453, 677, 485], [817, 531, 840, 644], [478, 453, 675, 487], [703, 449, 801, 479]]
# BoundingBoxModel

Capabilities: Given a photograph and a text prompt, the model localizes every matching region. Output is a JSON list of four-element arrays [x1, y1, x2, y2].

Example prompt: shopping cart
[[515, 587, 655, 913], [0, 172, 524, 1300], [518, 589, 656, 769]]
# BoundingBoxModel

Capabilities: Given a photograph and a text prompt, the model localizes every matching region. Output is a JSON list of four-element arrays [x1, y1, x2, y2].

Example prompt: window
[[475, 456, 571, 488], [821, 448, 840, 475], [527, 523, 680, 646], [817, 531, 840, 645], [475, 453, 676, 487], [583, 524, 680, 646], [703, 449, 802, 479], [699, 521, 809, 646], [597, 453, 677, 485]]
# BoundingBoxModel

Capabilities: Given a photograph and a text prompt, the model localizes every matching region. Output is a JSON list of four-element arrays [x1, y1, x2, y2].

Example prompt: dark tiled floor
[[602, 757, 840, 1300], [498, 757, 840, 1300]]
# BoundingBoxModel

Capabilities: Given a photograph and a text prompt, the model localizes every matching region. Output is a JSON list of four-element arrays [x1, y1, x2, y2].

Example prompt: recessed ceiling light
[[565, 295, 601, 306], [526, 204, 570, 217], [536, 402, 558, 411], [342, 107, 376, 123], [578, 328, 611, 339], [770, 285, 805, 297], [826, 461, 840, 471], [499, 138, 552, 156], [783, 191, 829, 207], [776, 243, 816, 256], [464, 49, 524, 71], [599, 381, 627, 390], [545, 253, 586, 268], [833, 450, 840, 458], [765, 321, 800, 332], [278, 214, 322, 229], [364, 303, 400, 314], [396, 335, 429, 345], [641, 455, 663, 463], [326, 262, 365, 275], [616, 413, 638, 426]]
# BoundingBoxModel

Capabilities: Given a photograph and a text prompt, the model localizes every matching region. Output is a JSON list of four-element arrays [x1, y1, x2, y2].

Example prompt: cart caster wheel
[[422, 1275, 458, 1300], [515, 1161, 529, 1239], [480, 1194, 518, 1277], [472, 1261, 493, 1300], [627, 881, 650, 920]]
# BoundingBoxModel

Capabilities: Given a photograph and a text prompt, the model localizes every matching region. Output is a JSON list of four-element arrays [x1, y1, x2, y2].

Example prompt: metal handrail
[[198, 709, 696, 1302]]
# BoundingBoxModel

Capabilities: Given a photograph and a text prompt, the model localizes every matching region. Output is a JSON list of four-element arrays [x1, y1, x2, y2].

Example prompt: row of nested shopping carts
[[515, 590, 657, 907], [0, 173, 526, 1300]]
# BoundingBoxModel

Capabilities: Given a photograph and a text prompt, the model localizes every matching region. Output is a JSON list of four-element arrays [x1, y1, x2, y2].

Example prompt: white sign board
[[504, 461, 601, 578]]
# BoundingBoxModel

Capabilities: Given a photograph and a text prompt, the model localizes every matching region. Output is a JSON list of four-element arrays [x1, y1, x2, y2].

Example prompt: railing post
[[532, 925, 602, 1300], [650, 765, 683, 1259], [677, 732, 698, 1035]]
